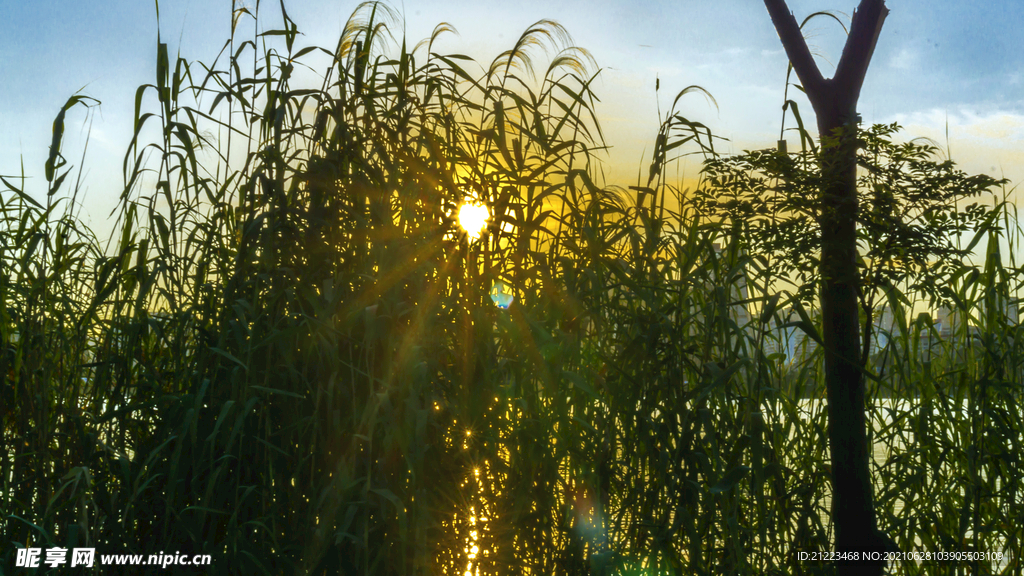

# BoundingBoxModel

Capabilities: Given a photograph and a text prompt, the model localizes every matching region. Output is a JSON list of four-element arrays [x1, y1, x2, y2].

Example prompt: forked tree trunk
[[762, 1, 892, 574]]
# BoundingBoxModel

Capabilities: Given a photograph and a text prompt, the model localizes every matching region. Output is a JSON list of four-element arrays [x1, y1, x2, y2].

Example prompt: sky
[[2, 0, 1023, 238]]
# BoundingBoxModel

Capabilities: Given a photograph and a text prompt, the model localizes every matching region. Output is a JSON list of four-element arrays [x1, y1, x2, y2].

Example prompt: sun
[[457, 199, 490, 241]]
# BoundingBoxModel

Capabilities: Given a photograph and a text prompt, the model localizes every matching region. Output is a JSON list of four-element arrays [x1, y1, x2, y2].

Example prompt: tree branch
[[763, 0, 826, 102], [834, 0, 889, 110]]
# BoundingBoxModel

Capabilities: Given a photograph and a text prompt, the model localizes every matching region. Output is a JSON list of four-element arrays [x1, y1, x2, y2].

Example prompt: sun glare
[[457, 200, 490, 240]]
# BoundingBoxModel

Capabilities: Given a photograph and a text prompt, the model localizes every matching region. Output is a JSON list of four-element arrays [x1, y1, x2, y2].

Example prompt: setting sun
[[457, 200, 489, 241], [5, 0, 1021, 574]]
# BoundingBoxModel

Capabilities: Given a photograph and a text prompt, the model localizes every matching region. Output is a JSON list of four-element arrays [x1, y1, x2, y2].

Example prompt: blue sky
[[2, 0, 1022, 234]]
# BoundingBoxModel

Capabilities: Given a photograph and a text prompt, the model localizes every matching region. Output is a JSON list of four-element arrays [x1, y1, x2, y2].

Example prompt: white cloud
[[891, 108, 1024, 145], [884, 107, 1024, 187], [889, 47, 918, 70]]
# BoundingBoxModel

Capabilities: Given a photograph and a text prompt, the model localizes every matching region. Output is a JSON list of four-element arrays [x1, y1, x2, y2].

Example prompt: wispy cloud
[[889, 47, 918, 70]]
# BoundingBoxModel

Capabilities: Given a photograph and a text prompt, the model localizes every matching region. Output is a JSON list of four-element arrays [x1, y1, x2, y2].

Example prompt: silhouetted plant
[[2, 2, 1022, 576]]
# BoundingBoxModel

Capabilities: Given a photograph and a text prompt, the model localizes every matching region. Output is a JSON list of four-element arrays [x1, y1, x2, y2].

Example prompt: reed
[[2, 2, 1021, 575]]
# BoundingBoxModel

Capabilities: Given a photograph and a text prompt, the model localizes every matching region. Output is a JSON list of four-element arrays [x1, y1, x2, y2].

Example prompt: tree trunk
[[762, 1, 892, 574]]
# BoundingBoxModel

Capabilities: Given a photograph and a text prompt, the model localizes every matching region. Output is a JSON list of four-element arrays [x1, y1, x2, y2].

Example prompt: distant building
[[763, 307, 818, 364], [934, 306, 959, 340], [869, 306, 897, 354], [935, 296, 1020, 338], [711, 243, 750, 328]]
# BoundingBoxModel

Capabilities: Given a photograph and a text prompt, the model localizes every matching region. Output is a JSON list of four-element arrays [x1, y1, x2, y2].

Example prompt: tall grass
[[3, 2, 1022, 575]]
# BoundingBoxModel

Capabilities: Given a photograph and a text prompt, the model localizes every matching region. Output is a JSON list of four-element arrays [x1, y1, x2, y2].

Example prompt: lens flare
[[489, 280, 514, 309]]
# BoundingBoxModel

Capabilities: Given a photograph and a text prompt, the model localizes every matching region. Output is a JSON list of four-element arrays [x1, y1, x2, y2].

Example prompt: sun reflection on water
[[455, 460, 493, 576]]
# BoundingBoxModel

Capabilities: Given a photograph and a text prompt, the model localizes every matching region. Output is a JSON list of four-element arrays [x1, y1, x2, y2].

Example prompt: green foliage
[[696, 123, 1006, 304], [2, 3, 1022, 576]]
